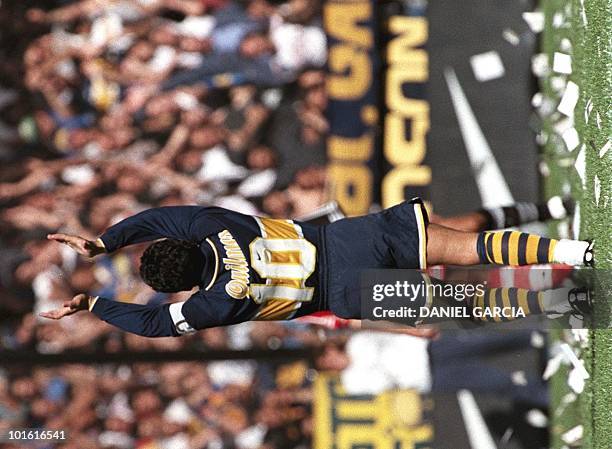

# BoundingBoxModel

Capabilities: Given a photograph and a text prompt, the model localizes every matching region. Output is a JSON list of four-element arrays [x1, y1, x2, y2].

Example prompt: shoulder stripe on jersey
[[259, 217, 299, 239], [254, 216, 267, 238], [204, 238, 219, 290]]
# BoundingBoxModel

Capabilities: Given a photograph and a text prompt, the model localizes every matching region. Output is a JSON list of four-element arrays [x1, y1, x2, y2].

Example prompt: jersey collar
[[199, 238, 220, 291]]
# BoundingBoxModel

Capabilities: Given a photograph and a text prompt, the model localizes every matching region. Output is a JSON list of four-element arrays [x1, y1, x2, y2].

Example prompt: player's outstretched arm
[[40, 294, 195, 338], [47, 233, 106, 258], [98, 206, 215, 252]]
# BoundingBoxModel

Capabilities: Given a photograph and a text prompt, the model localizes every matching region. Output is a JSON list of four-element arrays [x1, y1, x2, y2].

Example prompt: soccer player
[[41, 200, 594, 336]]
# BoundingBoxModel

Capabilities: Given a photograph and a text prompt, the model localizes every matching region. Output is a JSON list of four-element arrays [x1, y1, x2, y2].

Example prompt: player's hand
[[39, 294, 91, 320], [47, 233, 105, 258]]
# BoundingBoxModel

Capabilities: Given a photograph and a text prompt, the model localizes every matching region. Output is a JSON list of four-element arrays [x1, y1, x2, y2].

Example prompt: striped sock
[[477, 231, 557, 265], [477, 231, 590, 266], [471, 287, 574, 322], [472, 287, 544, 322]]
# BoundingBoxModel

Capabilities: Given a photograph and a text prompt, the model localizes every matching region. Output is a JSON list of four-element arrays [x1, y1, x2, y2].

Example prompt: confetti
[[561, 425, 583, 445], [572, 202, 581, 240], [543, 352, 565, 380], [537, 98, 557, 116], [595, 111, 602, 129], [561, 127, 580, 151], [536, 132, 549, 145], [470, 51, 505, 82], [579, 0, 588, 26], [554, 393, 577, 417], [500, 428, 514, 444], [531, 53, 549, 76], [571, 329, 590, 345], [554, 116, 573, 134], [544, 196, 565, 219], [525, 409, 548, 428], [502, 28, 520, 46], [560, 344, 590, 379], [557, 157, 575, 167], [568, 366, 586, 393], [560, 38, 572, 52], [594, 175, 601, 206], [551, 75, 567, 92], [584, 98, 593, 123], [531, 92, 543, 107], [553, 52, 572, 74], [522, 11, 545, 33], [575, 144, 586, 188], [557, 81, 579, 116], [562, 392, 577, 405], [562, 180, 572, 196], [599, 140, 611, 158], [553, 12, 565, 28], [511, 371, 528, 386]]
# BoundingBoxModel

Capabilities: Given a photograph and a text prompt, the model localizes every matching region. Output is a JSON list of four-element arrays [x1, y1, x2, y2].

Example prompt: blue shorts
[[323, 199, 429, 318]]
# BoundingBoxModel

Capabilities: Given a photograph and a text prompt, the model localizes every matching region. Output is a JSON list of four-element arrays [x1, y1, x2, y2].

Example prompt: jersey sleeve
[[181, 290, 257, 330], [90, 296, 183, 337], [99, 206, 214, 252], [90, 290, 256, 336]]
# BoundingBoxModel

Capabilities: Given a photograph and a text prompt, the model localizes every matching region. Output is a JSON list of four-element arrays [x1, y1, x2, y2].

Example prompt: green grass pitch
[[539, 0, 611, 447]]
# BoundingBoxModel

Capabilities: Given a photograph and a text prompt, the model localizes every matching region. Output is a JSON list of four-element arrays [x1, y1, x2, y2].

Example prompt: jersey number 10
[[249, 218, 317, 319]]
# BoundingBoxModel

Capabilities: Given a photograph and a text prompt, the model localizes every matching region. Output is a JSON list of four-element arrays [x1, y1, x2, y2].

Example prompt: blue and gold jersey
[[89, 200, 429, 336], [184, 214, 324, 328], [91, 206, 325, 336]]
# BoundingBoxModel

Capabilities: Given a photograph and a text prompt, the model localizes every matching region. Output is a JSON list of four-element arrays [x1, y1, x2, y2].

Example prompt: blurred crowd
[[1, 320, 333, 449], [0, 1, 331, 447], [0, 0, 331, 349]]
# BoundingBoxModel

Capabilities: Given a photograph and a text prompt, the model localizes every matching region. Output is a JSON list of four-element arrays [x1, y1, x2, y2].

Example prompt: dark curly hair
[[139, 239, 203, 293]]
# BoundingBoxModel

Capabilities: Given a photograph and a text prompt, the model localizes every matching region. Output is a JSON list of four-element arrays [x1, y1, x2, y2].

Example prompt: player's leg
[[416, 276, 592, 327], [426, 224, 593, 267], [384, 272, 592, 328], [430, 196, 571, 232], [469, 285, 591, 322], [426, 224, 480, 265]]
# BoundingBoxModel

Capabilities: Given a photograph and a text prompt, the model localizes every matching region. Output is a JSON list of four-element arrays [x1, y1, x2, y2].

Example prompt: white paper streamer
[[558, 81, 579, 116], [599, 140, 611, 158]]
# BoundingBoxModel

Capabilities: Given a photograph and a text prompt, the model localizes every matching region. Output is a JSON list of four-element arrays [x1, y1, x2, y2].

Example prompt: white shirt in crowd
[[269, 14, 327, 73], [341, 332, 432, 395]]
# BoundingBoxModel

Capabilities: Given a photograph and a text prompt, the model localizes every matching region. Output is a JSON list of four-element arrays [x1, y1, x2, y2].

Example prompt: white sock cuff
[[542, 287, 572, 314], [553, 239, 589, 266]]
